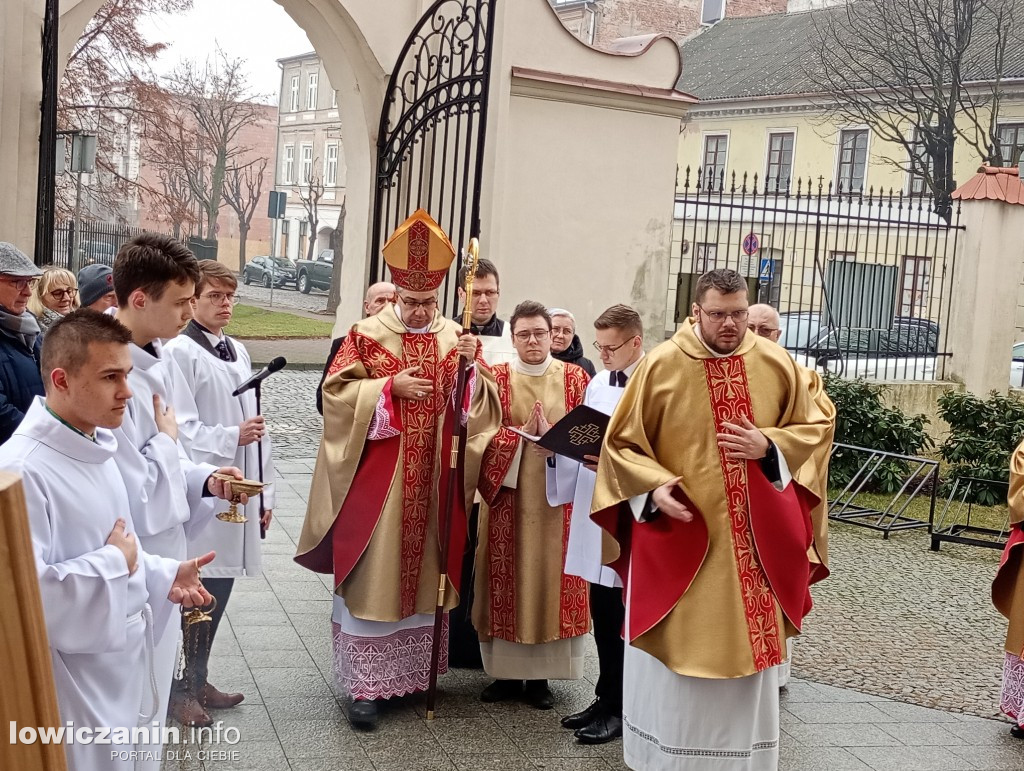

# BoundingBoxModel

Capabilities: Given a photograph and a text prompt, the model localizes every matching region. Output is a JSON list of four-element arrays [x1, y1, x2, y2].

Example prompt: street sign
[[268, 190, 288, 219], [742, 231, 760, 256], [759, 258, 775, 280]]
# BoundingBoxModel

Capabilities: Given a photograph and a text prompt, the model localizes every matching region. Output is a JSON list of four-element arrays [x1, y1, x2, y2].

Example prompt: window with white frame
[[325, 143, 339, 186], [765, 132, 794, 191], [998, 123, 1024, 165], [899, 255, 931, 317], [331, 89, 337, 108], [307, 72, 319, 110], [701, 0, 726, 25], [289, 76, 299, 112], [282, 144, 294, 184], [836, 129, 869, 193], [300, 144, 313, 183], [702, 134, 728, 191], [693, 243, 719, 273]]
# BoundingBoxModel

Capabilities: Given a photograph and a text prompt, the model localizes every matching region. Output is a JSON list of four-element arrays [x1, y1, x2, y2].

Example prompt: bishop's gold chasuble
[[295, 303, 501, 620], [473, 360, 591, 663], [592, 321, 834, 679]]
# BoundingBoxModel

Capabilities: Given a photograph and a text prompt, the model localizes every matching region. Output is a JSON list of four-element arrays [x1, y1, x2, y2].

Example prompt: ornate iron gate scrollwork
[[369, 0, 497, 314]]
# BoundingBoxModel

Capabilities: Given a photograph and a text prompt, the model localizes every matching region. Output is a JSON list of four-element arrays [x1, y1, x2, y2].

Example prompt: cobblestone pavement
[[199, 372, 1024, 771], [236, 282, 333, 316]]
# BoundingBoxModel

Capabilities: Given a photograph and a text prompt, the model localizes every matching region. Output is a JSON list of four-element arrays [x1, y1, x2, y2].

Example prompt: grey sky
[[140, 0, 314, 103]]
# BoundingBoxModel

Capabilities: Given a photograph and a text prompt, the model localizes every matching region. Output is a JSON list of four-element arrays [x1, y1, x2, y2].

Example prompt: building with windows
[[274, 52, 345, 263], [676, 8, 1024, 198], [549, 0, 789, 49]]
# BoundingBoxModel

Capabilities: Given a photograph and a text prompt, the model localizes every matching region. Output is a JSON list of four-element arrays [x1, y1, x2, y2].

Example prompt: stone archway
[[4, 0, 690, 339]]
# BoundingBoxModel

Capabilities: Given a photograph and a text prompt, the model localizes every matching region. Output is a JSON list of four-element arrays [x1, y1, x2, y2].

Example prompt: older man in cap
[[77, 263, 117, 312], [0, 242, 44, 443], [296, 209, 501, 729]]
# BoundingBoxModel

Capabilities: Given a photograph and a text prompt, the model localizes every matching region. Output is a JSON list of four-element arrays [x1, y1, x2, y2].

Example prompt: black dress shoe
[[481, 679, 523, 703], [575, 713, 622, 745], [349, 699, 379, 730], [523, 679, 554, 710], [1011, 724, 1024, 739], [561, 699, 604, 729]]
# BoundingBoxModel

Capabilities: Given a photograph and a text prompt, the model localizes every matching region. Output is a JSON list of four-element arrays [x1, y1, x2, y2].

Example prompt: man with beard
[[592, 269, 834, 771]]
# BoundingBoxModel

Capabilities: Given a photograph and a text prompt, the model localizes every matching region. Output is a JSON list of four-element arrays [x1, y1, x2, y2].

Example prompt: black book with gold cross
[[509, 404, 610, 464]]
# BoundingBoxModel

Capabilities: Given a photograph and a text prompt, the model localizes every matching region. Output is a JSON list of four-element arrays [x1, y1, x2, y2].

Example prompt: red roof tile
[[953, 165, 1024, 205]]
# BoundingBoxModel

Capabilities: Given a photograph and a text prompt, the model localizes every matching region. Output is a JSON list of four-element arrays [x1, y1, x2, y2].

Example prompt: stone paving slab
[[157, 373, 1024, 770]]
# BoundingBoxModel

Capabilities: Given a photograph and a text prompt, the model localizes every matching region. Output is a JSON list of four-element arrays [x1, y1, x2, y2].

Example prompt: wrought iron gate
[[672, 168, 965, 381], [369, 0, 497, 314]]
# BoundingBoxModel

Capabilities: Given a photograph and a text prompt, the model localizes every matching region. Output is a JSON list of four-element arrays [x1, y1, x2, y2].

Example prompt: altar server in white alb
[[165, 260, 276, 727], [0, 310, 215, 771], [542, 304, 644, 745], [110, 234, 244, 753]]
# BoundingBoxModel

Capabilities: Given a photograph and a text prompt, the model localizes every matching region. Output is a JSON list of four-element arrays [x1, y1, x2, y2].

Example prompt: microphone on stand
[[233, 356, 287, 539], [232, 356, 287, 397]]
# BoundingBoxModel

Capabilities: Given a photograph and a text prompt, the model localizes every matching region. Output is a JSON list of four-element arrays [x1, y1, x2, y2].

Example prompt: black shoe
[[561, 699, 604, 729], [1011, 724, 1024, 739], [481, 679, 523, 703], [523, 679, 554, 710], [575, 713, 622, 745], [349, 699, 379, 730]]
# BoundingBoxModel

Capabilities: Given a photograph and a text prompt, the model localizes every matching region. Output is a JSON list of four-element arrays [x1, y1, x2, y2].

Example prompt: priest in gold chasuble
[[591, 269, 834, 771], [993, 440, 1024, 739], [473, 301, 591, 709], [295, 210, 501, 729]]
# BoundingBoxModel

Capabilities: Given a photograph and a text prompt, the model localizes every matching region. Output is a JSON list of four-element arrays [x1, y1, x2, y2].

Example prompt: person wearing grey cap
[[0, 242, 45, 443], [78, 263, 117, 311]]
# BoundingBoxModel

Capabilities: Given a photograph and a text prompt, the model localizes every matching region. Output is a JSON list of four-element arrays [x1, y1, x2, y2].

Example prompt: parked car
[[77, 240, 117, 267], [242, 256, 297, 288], [791, 317, 940, 380], [1012, 342, 1024, 388], [294, 249, 334, 293]]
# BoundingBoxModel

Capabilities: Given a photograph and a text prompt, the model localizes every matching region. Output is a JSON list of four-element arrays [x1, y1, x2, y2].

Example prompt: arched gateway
[[1, 0, 691, 338]]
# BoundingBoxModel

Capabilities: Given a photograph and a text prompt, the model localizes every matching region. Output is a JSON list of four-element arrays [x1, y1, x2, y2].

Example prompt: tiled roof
[[952, 166, 1024, 205], [678, 4, 1024, 102]]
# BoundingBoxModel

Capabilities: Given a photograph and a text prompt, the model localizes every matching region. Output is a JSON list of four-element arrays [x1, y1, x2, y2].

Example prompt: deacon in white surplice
[[109, 235, 245, 757], [542, 305, 644, 746], [0, 310, 215, 771], [165, 261, 276, 726]]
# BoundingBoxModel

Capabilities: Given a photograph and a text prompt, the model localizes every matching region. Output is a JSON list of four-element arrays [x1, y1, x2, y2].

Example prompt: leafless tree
[[298, 160, 326, 262], [150, 51, 266, 239], [58, 0, 193, 221], [327, 198, 346, 312], [222, 159, 267, 272], [808, 0, 1019, 219]]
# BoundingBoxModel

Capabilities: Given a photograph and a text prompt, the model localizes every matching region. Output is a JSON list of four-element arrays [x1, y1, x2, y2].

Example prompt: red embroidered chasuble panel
[[329, 330, 460, 617], [702, 356, 784, 671], [482, 364, 590, 642]]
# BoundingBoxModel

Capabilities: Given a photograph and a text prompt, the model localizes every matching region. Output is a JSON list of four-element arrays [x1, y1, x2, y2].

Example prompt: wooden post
[[0, 471, 67, 771]]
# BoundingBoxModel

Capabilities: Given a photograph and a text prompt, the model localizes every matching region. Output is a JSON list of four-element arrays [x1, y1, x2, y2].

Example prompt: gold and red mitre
[[382, 208, 455, 291]]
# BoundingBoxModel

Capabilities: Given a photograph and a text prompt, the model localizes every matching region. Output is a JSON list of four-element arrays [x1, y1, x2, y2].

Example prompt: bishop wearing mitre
[[295, 209, 501, 729]]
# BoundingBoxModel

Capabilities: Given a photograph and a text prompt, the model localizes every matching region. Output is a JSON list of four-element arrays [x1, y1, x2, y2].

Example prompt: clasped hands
[[652, 417, 768, 522], [392, 334, 478, 402]]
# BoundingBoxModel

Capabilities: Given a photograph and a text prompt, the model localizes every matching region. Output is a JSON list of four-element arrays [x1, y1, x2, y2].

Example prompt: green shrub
[[937, 391, 1024, 505], [823, 375, 933, 493]]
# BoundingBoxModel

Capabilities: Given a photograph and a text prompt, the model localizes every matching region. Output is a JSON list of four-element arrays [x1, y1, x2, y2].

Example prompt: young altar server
[[0, 310, 215, 771], [164, 260, 276, 726], [110, 234, 244, 756], [542, 304, 644, 744]]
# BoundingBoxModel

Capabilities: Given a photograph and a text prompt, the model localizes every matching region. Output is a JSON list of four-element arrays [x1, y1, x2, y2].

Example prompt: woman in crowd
[[28, 267, 79, 335]]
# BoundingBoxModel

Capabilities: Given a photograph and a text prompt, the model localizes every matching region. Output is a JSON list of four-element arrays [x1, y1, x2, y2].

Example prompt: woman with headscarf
[[28, 266, 80, 335]]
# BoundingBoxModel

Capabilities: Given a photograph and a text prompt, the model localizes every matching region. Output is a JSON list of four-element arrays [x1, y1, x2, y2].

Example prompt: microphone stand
[[255, 380, 266, 540]]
